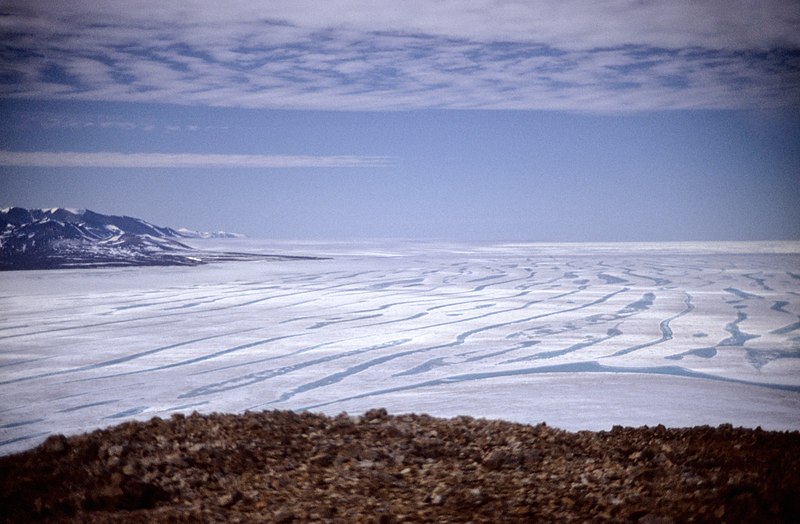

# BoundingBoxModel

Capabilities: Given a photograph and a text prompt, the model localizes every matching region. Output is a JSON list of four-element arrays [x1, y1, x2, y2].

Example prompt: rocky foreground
[[1, 410, 798, 522]]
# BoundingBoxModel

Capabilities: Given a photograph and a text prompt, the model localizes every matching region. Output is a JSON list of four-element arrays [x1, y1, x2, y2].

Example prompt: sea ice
[[1, 240, 799, 455]]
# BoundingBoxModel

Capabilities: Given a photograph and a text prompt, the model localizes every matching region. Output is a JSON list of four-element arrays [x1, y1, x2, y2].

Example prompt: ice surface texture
[[1, 240, 798, 454]]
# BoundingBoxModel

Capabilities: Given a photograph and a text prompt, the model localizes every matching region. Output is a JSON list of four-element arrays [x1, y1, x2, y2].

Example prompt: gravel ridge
[[1, 409, 798, 522]]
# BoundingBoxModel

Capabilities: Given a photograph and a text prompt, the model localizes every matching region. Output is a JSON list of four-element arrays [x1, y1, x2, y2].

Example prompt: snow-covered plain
[[1, 240, 799, 455]]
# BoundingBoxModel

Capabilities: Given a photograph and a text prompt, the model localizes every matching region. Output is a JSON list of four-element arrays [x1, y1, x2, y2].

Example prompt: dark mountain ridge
[[0, 207, 316, 270], [1, 207, 182, 237]]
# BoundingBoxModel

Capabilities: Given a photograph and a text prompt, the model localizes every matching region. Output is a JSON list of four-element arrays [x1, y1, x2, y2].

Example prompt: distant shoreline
[[0, 250, 329, 271]]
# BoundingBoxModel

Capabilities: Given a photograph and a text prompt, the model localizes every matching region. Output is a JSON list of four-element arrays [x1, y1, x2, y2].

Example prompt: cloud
[[0, 151, 394, 168], [1, 1, 798, 111]]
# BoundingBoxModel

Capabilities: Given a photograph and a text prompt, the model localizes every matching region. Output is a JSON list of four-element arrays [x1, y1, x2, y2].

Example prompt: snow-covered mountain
[[0, 207, 303, 270]]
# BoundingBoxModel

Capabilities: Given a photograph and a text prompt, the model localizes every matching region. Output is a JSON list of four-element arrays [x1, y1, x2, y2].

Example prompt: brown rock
[[0, 410, 798, 523], [40, 434, 68, 454]]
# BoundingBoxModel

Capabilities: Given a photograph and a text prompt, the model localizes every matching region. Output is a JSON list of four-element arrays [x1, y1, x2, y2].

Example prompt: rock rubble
[[1, 409, 798, 522]]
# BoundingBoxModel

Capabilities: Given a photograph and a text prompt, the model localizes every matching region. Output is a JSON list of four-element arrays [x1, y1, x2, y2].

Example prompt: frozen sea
[[1, 240, 799, 455]]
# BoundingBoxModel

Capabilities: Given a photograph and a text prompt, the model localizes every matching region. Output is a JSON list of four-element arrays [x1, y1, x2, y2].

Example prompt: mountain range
[[0, 208, 315, 270]]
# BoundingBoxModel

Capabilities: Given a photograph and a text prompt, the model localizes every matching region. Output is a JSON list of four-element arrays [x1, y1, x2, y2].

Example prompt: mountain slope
[[0, 208, 313, 270]]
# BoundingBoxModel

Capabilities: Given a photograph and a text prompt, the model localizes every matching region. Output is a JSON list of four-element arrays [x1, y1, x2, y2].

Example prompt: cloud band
[[0, 151, 394, 169], [0, 1, 798, 111]]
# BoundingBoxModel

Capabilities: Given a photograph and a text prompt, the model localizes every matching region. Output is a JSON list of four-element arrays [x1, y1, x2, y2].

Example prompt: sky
[[1, 1, 799, 241]]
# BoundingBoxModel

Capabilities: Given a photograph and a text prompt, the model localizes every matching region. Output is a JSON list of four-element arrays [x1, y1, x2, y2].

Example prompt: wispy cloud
[[0, 151, 393, 168], [1, 1, 798, 111], [16, 112, 229, 133]]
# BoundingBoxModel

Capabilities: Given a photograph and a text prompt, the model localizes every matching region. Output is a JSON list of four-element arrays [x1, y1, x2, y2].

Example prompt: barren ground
[[1, 410, 799, 522]]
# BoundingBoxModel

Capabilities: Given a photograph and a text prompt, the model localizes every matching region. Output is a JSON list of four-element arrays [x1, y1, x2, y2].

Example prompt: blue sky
[[1, 1, 799, 241]]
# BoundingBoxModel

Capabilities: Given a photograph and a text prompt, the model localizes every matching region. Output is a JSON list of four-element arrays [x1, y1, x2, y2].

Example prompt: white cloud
[[0, 151, 394, 169], [11, 0, 795, 50], [1, 1, 798, 111]]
